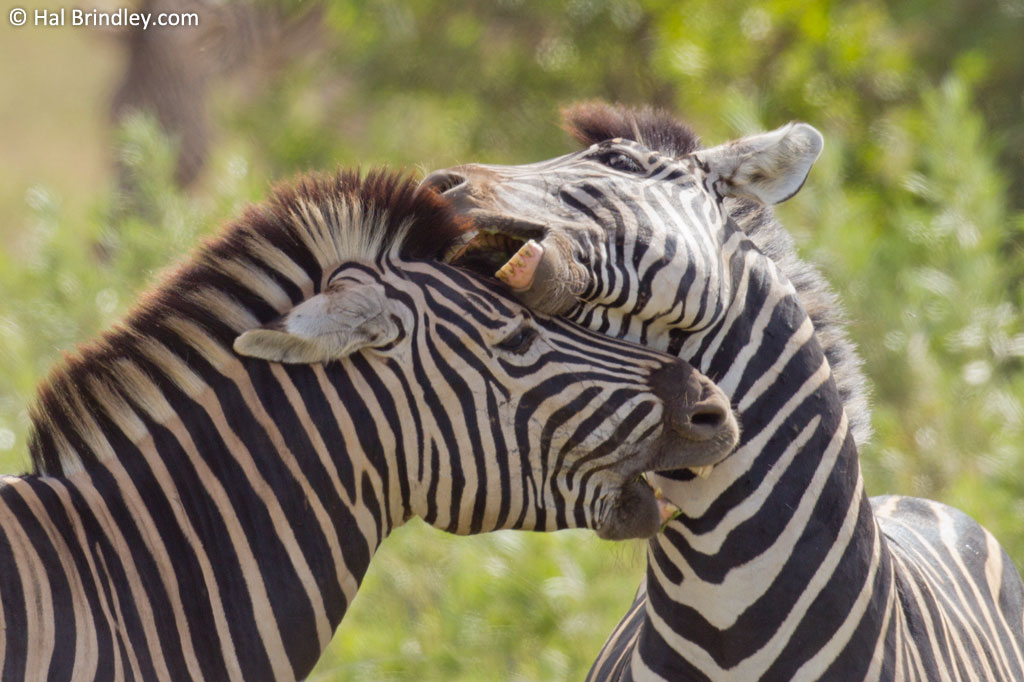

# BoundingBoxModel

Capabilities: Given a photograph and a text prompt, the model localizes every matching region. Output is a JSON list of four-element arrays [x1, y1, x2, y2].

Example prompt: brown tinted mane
[[255, 167, 469, 264], [561, 101, 701, 157], [28, 168, 468, 475]]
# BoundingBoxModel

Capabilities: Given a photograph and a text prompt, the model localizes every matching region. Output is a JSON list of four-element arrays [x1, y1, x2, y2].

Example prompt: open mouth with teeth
[[644, 473, 681, 526], [600, 469, 713, 540], [445, 228, 539, 287]]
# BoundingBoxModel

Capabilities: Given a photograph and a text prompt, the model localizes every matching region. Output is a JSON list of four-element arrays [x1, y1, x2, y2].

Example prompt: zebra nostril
[[676, 393, 732, 441], [690, 406, 726, 429], [419, 170, 467, 196]]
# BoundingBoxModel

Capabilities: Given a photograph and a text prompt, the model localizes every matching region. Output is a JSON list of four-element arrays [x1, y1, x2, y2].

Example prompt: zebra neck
[[639, 251, 893, 674], [20, 348, 409, 680]]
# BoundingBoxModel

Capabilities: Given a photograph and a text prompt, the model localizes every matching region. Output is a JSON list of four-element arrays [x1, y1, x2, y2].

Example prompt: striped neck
[[13, 169, 467, 680], [635, 231, 890, 677], [14, 347, 407, 681]]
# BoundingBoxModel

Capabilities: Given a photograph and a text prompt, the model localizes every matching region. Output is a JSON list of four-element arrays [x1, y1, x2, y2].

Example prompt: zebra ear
[[233, 281, 401, 364], [696, 123, 823, 205]]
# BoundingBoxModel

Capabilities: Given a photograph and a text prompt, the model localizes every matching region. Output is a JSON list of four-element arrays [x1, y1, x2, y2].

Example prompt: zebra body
[[425, 103, 1024, 681], [2, 169, 738, 680]]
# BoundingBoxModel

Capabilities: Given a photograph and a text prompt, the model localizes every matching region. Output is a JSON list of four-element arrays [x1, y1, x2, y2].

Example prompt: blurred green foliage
[[314, 522, 645, 682], [2, 0, 1024, 679]]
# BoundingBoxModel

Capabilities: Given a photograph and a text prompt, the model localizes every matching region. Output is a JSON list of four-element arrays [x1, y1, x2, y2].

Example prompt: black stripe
[[3, 482, 79, 681], [128, 371, 273, 682], [0, 499, 28, 682]]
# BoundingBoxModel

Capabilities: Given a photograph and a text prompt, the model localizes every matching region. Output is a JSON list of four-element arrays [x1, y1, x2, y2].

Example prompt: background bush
[[2, 1, 1023, 679]]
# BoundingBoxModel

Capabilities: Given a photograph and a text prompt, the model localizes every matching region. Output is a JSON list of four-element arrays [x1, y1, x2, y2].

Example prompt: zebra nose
[[649, 362, 734, 442], [681, 393, 731, 441], [419, 170, 467, 196]]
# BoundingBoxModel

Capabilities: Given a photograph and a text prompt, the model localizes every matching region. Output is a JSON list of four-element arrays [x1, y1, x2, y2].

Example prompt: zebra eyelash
[[591, 150, 645, 175], [496, 324, 538, 355]]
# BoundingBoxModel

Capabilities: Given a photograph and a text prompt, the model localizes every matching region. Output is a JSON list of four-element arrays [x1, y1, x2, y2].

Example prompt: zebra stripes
[[1, 168, 738, 680], [426, 102, 1024, 681]]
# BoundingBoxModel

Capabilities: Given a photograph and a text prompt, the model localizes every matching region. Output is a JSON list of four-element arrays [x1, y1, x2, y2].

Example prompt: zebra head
[[420, 103, 823, 348], [230, 188, 738, 541]]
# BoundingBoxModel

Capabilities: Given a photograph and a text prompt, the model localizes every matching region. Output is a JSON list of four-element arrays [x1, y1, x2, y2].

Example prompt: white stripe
[[650, 411, 849, 633], [791, 507, 887, 681]]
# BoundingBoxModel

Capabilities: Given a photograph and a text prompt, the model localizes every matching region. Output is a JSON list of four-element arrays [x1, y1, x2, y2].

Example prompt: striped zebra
[[0, 168, 741, 681], [422, 102, 1024, 680]]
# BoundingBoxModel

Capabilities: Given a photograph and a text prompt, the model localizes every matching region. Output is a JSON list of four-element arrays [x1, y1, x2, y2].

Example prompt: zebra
[[0, 167, 741, 681], [421, 102, 1024, 681]]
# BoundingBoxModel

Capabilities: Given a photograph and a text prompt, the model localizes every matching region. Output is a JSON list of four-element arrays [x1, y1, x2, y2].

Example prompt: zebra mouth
[[598, 473, 683, 541], [642, 473, 683, 527], [443, 218, 539, 278], [442, 212, 556, 284], [446, 217, 584, 316], [446, 230, 528, 274]]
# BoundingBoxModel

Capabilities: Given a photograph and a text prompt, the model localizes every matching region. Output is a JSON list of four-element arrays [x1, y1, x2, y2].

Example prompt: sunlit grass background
[[2, 1, 1024, 679]]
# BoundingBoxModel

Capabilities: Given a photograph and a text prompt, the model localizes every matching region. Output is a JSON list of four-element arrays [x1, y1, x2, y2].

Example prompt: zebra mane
[[562, 102, 872, 447], [562, 101, 702, 158], [28, 168, 469, 475]]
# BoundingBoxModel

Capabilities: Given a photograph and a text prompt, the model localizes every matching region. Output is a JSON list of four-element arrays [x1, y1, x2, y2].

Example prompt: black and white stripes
[[1, 168, 737, 680], [429, 102, 1024, 681]]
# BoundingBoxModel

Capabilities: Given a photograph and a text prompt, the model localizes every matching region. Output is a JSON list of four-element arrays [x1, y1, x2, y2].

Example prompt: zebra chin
[[605, 418, 738, 539], [595, 477, 663, 540]]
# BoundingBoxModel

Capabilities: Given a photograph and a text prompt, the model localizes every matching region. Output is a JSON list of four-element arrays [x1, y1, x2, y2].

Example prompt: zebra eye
[[595, 151, 644, 174], [497, 325, 538, 355]]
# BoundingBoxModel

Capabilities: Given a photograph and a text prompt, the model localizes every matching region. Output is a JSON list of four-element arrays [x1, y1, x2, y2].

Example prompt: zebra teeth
[[445, 231, 529, 269], [442, 230, 480, 263], [650, 484, 681, 526], [689, 465, 714, 479], [494, 239, 543, 291], [634, 474, 680, 528], [657, 498, 680, 526]]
